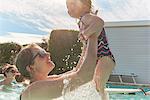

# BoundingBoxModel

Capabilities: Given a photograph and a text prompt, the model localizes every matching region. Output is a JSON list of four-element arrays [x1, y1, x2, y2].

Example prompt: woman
[[0, 64, 19, 86], [15, 33, 98, 100]]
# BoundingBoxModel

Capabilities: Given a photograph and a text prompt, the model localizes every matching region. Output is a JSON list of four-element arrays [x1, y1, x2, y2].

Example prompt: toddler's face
[[66, 0, 84, 18]]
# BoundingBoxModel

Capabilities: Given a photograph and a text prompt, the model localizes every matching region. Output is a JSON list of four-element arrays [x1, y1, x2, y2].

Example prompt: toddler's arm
[[81, 14, 104, 40]]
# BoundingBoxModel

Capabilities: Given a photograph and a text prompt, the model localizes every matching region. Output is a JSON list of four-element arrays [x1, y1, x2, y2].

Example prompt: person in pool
[[0, 64, 19, 86], [15, 34, 98, 100], [66, 0, 116, 99]]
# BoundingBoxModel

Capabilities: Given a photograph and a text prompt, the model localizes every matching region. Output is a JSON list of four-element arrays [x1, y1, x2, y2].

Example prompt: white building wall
[[105, 21, 150, 84]]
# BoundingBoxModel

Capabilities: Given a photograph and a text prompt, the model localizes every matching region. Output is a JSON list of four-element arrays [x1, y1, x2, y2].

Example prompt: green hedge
[[0, 42, 21, 66], [48, 29, 83, 75]]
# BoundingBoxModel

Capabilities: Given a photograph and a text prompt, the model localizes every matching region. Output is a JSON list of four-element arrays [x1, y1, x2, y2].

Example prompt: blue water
[[107, 83, 150, 100], [0, 77, 150, 100], [0, 83, 25, 100], [110, 94, 150, 100], [0, 75, 25, 100]]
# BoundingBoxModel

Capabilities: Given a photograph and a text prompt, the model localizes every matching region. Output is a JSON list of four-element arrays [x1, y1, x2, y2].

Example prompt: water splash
[[61, 81, 102, 100], [62, 74, 71, 100]]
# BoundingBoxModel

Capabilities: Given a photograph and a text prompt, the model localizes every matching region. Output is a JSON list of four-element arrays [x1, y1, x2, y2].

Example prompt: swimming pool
[[0, 82, 25, 100], [0, 77, 150, 100], [107, 83, 150, 100]]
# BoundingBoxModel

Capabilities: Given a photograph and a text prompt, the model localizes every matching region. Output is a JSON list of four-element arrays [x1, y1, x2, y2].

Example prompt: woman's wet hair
[[15, 44, 39, 79]]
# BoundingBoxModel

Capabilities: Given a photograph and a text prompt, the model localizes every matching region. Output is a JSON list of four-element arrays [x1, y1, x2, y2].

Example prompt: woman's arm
[[51, 33, 97, 87], [47, 75, 61, 80], [48, 44, 87, 80], [75, 34, 97, 81], [62, 33, 98, 87], [73, 44, 87, 71]]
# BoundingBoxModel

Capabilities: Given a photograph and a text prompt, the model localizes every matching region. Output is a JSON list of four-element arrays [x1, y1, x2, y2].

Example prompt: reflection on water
[[0, 76, 150, 100], [110, 94, 150, 100], [0, 80, 25, 100]]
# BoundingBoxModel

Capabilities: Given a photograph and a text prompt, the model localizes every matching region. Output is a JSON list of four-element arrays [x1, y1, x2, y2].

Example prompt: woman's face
[[5, 67, 18, 78], [30, 47, 55, 75], [66, 0, 84, 18]]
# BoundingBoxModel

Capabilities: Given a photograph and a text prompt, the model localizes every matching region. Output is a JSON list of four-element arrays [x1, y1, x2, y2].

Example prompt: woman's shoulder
[[29, 79, 65, 90], [21, 80, 64, 99]]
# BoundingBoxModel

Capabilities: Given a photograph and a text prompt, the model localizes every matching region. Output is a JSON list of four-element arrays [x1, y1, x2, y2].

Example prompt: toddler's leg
[[93, 56, 115, 100]]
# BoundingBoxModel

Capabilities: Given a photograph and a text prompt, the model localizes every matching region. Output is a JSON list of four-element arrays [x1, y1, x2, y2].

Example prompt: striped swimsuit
[[78, 19, 115, 63], [97, 28, 115, 63]]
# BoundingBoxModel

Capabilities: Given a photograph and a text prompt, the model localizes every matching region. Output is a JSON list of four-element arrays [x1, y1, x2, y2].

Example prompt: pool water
[[0, 76, 25, 100], [110, 94, 150, 100], [0, 77, 150, 100], [107, 83, 150, 100]]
